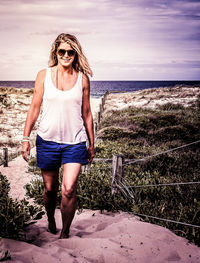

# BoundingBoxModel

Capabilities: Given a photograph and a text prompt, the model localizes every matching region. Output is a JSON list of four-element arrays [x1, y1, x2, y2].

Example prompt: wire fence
[[112, 175, 200, 229], [124, 140, 200, 166], [127, 181, 200, 188], [80, 139, 200, 230], [131, 213, 200, 229], [1, 89, 200, 231]]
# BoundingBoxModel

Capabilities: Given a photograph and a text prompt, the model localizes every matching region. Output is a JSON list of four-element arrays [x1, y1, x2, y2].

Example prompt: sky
[[0, 0, 200, 80]]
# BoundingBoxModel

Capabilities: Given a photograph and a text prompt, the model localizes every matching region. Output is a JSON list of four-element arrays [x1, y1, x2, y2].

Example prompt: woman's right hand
[[21, 141, 30, 162]]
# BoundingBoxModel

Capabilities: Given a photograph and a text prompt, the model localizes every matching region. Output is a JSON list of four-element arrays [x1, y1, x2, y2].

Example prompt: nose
[[63, 51, 69, 58]]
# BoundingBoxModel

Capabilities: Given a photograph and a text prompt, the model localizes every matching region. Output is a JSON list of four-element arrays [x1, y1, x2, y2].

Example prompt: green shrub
[[77, 163, 133, 212], [97, 103, 200, 245], [98, 127, 140, 140], [25, 178, 44, 205], [27, 156, 41, 175], [158, 103, 185, 111], [0, 172, 44, 239], [24, 101, 200, 245], [196, 94, 200, 111], [24, 162, 132, 213]]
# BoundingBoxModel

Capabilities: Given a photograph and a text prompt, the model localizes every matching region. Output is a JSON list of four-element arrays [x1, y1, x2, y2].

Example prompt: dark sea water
[[0, 80, 199, 98]]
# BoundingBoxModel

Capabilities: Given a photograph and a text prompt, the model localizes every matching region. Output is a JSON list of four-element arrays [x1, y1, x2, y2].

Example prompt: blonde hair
[[49, 33, 93, 77]]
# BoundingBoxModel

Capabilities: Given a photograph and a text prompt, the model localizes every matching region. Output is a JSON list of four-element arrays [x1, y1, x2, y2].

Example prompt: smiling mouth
[[62, 58, 70, 62]]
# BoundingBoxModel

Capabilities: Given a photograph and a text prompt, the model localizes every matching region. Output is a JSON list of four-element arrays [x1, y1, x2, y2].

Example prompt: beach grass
[[24, 96, 200, 246], [1, 85, 200, 246], [0, 86, 33, 95], [94, 99, 200, 245], [0, 172, 44, 239]]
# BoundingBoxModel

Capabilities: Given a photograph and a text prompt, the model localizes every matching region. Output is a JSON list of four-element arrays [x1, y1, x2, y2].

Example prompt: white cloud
[[0, 0, 199, 80]]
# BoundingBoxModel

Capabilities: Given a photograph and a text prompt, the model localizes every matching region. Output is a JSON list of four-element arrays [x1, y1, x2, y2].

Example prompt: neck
[[57, 64, 73, 75], [56, 64, 74, 90]]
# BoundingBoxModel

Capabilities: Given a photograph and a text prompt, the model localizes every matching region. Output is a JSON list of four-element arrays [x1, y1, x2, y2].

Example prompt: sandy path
[[0, 148, 36, 200], [1, 92, 200, 262], [1, 209, 200, 262]]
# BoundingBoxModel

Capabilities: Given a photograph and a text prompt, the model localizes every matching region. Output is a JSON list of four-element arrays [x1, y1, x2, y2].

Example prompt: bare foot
[[47, 218, 57, 234], [59, 230, 69, 239]]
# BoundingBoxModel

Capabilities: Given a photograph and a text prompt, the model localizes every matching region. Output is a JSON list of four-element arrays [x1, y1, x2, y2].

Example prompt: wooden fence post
[[94, 122, 98, 133], [3, 147, 8, 167], [99, 104, 103, 116], [97, 111, 101, 129], [104, 91, 109, 100], [112, 154, 124, 195], [101, 97, 104, 110], [81, 163, 90, 174], [95, 91, 110, 133]]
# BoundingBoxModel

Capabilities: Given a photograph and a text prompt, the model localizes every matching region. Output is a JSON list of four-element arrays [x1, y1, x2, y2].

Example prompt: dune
[[0, 95, 101, 200], [1, 86, 200, 262], [0, 87, 101, 163], [104, 85, 200, 112], [1, 209, 200, 262]]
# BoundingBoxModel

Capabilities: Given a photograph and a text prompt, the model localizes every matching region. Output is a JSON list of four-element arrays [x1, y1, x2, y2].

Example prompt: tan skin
[[22, 42, 94, 238]]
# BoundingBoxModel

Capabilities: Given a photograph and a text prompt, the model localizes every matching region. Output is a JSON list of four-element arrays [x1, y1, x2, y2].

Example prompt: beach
[[1, 209, 200, 263], [104, 85, 200, 111], [0, 87, 101, 164], [1, 86, 200, 262]]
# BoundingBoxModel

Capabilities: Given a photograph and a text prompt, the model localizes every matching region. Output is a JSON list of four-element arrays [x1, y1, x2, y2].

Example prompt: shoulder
[[36, 68, 47, 81], [33, 68, 47, 94], [82, 73, 90, 89], [34, 68, 48, 86], [36, 68, 47, 79]]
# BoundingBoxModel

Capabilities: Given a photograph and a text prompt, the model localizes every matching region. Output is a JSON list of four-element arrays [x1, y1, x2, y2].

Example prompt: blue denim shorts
[[36, 134, 88, 170]]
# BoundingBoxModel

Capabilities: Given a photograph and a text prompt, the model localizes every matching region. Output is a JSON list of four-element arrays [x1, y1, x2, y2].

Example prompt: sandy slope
[[1, 210, 200, 263], [104, 85, 200, 111], [1, 86, 200, 262], [0, 87, 101, 163], [0, 96, 101, 200]]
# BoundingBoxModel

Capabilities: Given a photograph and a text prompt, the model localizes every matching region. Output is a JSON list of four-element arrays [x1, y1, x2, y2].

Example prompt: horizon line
[[0, 79, 200, 82]]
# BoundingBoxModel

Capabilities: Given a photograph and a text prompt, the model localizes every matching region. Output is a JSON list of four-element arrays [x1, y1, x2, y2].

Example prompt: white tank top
[[37, 68, 87, 144]]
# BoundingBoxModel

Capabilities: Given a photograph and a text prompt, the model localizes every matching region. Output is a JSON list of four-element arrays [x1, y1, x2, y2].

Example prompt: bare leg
[[41, 168, 59, 234], [59, 163, 81, 239]]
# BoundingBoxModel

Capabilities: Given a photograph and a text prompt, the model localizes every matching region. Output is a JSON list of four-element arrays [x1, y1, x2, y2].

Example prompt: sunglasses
[[57, 49, 76, 57]]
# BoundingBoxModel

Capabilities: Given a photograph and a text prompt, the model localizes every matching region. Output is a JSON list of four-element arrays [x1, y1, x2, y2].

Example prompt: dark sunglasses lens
[[68, 50, 75, 56], [58, 49, 66, 56]]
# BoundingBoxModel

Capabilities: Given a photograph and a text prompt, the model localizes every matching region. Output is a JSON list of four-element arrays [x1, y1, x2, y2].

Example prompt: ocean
[[0, 80, 199, 98]]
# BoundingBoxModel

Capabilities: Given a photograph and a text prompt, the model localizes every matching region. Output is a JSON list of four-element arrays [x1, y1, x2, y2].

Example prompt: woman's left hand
[[88, 145, 94, 163]]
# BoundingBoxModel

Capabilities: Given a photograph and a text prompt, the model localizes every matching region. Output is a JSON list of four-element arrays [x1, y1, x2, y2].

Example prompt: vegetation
[[0, 172, 44, 239], [96, 101, 200, 245], [24, 100, 200, 246], [25, 162, 133, 212], [0, 86, 33, 95]]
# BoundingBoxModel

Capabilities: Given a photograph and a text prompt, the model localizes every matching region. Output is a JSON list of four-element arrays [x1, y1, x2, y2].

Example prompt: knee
[[44, 187, 58, 197], [62, 185, 76, 199]]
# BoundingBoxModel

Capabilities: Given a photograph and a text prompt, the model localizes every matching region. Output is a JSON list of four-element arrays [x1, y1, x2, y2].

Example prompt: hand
[[88, 145, 94, 163], [21, 141, 30, 162]]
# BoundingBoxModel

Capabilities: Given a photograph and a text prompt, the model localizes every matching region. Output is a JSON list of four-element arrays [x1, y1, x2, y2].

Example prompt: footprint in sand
[[95, 222, 109, 232]]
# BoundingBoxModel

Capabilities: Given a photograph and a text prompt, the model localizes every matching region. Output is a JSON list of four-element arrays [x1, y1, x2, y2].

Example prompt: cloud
[[0, 0, 199, 80]]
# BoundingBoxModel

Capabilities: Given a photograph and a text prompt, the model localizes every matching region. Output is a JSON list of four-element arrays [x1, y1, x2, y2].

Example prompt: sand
[[0, 87, 101, 163], [104, 85, 200, 112], [1, 86, 200, 262], [1, 209, 200, 262], [0, 95, 101, 199]]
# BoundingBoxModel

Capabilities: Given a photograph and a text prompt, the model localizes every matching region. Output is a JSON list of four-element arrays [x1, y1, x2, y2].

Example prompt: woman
[[21, 33, 94, 239]]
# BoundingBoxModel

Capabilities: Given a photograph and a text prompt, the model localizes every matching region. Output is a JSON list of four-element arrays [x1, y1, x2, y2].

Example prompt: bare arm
[[82, 74, 94, 163], [21, 69, 45, 161]]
